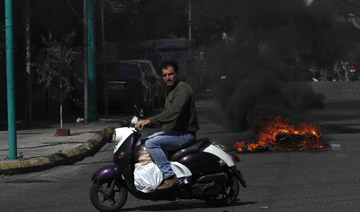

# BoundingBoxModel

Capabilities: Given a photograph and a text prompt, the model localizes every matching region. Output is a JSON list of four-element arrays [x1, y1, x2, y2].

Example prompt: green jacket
[[149, 81, 199, 134]]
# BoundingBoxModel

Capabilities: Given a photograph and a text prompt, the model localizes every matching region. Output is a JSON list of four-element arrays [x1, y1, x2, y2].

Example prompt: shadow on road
[[121, 200, 257, 211], [70, 160, 113, 166]]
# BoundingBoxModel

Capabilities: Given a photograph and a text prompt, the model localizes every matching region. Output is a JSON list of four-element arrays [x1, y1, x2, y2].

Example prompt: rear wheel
[[89, 179, 128, 212], [204, 173, 240, 207]]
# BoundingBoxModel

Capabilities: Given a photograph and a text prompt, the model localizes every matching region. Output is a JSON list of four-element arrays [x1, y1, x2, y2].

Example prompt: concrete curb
[[0, 119, 129, 175]]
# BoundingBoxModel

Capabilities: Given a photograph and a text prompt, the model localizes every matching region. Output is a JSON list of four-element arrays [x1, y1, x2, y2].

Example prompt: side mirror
[[134, 105, 144, 118], [130, 116, 139, 127]]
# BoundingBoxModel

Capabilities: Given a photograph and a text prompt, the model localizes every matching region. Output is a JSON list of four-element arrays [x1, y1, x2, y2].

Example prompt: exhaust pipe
[[196, 172, 228, 183]]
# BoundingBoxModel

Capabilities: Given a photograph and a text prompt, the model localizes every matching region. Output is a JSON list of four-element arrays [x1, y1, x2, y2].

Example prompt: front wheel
[[204, 173, 240, 207], [89, 179, 128, 212]]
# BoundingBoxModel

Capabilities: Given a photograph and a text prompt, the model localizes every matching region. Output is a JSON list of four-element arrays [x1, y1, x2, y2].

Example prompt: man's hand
[[136, 119, 150, 130]]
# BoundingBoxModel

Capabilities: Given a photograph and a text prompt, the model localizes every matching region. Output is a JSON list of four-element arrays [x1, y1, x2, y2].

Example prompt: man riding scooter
[[136, 61, 199, 190]]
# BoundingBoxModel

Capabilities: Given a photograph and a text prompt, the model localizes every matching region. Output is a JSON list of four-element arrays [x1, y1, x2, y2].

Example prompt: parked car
[[298, 69, 328, 82], [125, 59, 167, 107], [104, 61, 155, 112]]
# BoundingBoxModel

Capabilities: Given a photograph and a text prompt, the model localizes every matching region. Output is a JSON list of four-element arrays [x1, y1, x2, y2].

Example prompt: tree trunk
[[60, 82, 63, 129]]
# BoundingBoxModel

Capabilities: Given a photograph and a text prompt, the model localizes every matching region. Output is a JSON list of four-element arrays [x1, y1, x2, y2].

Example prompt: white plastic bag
[[134, 162, 163, 193]]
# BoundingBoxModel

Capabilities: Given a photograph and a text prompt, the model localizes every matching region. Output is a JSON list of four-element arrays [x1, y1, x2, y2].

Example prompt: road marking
[[330, 144, 341, 151], [330, 144, 347, 157]]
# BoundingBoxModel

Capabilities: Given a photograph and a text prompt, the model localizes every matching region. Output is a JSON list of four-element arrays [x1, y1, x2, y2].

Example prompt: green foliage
[[18, 152, 28, 161], [34, 30, 80, 102], [104, 0, 187, 42]]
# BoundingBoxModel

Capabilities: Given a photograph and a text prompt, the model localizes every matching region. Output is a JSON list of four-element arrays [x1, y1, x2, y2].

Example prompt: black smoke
[[202, 0, 346, 130]]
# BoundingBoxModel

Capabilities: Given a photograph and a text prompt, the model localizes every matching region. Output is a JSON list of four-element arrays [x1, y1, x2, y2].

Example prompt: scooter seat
[[169, 137, 211, 161]]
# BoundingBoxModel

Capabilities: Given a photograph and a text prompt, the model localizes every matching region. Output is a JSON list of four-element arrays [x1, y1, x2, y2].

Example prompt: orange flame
[[234, 116, 323, 152]]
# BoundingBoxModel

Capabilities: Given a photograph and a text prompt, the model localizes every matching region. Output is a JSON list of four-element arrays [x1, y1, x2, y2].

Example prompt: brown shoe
[[157, 175, 178, 190]]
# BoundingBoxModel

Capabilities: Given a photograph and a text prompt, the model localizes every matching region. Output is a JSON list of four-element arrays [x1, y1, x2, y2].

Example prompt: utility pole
[[88, 0, 99, 122], [100, 0, 109, 118], [83, 0, 89, 124], [188, 0, 192, 40], [100, 1, 105, 47], [25, 0, 32, 126], [5, 0, 17, 160]]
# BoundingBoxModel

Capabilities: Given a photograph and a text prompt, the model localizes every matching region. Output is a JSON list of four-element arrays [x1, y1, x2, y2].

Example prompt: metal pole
[[88, 0, 99, 122], [188, 0, 192, 40], [26, 0, 32, 126], [100, 0, 105, 47], [5, 0, 17, 160], [100, 0, 109, 118], [83, 0, 89, 124]]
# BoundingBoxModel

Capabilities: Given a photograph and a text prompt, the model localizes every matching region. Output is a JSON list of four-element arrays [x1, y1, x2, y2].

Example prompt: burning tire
[[89, 179, 128, 212], [234, 116, 323, 152], [203, 173, 240, 207]]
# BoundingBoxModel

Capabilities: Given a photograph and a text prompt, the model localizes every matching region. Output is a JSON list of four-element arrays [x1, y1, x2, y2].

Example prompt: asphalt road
[[1, 81, 360, 212]]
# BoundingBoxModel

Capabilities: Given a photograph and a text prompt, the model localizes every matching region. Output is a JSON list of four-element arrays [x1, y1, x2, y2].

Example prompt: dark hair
[[161, 61, 179, 73]]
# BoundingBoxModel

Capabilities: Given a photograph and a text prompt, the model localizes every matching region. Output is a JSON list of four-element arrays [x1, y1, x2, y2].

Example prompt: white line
[[330, 144, 341, 151]]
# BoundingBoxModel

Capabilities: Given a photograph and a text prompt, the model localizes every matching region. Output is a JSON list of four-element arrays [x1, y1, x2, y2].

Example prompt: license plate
[[350, 69, 356, 73]]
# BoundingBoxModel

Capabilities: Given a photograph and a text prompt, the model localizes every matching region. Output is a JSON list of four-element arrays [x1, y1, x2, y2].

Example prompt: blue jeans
[[145, 131, 195, 179]]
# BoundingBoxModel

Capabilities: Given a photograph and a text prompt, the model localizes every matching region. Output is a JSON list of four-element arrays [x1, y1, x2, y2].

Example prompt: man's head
[[161, 61, 179, 88]]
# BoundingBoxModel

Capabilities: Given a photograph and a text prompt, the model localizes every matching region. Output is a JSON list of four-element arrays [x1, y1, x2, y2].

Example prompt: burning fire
[[234, 116, 324, 152]]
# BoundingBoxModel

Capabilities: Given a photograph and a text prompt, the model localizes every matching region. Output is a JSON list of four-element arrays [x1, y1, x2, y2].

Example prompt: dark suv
[[126, 60, 167, 106], [104, 61, 155, 111]]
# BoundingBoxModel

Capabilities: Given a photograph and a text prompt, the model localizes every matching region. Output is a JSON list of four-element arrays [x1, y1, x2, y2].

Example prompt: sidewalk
[[0, 117, 130, 175]]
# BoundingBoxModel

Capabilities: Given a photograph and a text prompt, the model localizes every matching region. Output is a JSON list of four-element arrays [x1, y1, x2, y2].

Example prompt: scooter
[[348, 64, 359, 81], [89, 108, 247, 212]]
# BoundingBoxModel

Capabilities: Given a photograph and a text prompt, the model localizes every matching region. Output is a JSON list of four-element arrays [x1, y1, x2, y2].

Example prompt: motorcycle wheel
[[89, 179, 128, 212], [204, 173, 240, 207]]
